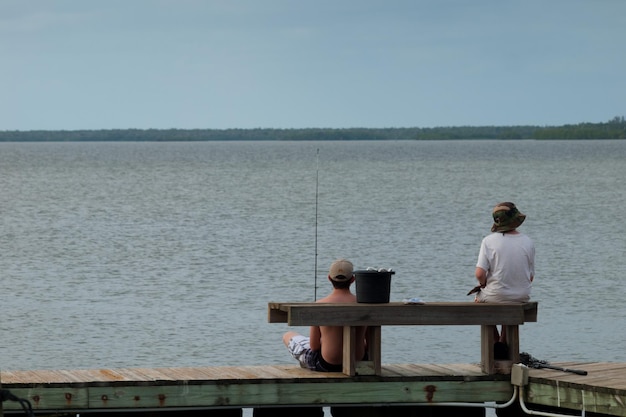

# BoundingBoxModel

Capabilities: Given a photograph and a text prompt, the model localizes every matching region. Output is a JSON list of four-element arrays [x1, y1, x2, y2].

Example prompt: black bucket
[[355, 270, 394, 303]]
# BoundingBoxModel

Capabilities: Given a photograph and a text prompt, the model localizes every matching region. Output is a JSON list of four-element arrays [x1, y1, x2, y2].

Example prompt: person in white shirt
[[473, 202, 535, 357]]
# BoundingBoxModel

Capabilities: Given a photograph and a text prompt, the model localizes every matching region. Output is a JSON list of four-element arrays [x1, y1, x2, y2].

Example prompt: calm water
[[1, 140, 625, 372]]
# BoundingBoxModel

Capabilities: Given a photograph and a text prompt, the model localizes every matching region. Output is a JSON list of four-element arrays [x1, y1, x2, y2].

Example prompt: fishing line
[[314, 148, 319, 301]]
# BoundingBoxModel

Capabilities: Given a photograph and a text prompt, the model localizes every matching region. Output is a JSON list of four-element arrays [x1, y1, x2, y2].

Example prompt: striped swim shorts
[[286, 335, 343, 372]]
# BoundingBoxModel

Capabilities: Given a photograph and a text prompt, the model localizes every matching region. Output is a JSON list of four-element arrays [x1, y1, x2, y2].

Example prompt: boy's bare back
[[315, 286, 365, 365]]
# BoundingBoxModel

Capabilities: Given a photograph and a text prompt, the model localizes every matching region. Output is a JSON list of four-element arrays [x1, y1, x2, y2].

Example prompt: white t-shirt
[[476, 232, 535, 303]]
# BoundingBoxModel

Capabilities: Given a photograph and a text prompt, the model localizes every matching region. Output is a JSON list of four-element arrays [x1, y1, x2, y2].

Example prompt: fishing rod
[[314, 148, 319, 301], [520, 352, 588, 376], [532, 363, 588, 376]]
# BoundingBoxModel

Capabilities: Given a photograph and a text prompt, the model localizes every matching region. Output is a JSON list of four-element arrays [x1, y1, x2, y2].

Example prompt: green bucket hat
[[491, 202, 526, 233]]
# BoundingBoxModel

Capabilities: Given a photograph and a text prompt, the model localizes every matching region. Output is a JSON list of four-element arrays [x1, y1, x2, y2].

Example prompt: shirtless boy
[[282, 259, 367, 372]]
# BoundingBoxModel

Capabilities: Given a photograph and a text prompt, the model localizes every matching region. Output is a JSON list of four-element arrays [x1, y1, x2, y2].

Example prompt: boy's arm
[[309, 325, 321, 351], [309, 326, 322, 350]]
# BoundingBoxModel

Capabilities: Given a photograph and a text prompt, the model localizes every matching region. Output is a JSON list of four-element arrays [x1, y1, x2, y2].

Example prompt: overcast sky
[[1, 1, 624, 130]]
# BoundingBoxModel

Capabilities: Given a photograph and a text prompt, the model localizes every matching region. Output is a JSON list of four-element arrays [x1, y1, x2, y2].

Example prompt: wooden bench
[[268, 301, 538, 376]]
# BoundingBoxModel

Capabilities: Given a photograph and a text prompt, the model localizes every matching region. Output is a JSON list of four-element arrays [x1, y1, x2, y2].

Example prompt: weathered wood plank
[[481, 324, 496, 374], [528, 362, 626, 391], [6, 362, 623, 416], [342, 326, 357, 376], [267, 302, 289, 323], [379, 364, 410, 377], [523, 362, 626, 417], [269, 302, 537, 326], [8, 363, 626, 415], [1, 364, 488, 385], [367, 326, 382, 375], [82, 379, 515, 410], [3, 364, 516, 412]]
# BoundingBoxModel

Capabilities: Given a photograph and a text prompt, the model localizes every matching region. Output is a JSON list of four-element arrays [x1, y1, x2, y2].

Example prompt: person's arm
[[475, 267, 488, 287], [309, 325, 321, 351]]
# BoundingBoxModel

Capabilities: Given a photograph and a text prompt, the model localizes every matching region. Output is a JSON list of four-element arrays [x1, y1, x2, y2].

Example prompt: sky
[[1, 1, 625, 130]]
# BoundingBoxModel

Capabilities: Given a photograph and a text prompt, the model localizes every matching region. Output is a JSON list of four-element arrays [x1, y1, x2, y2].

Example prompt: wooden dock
[[2, 362, 625, 416], [522, 361, 626, 416]]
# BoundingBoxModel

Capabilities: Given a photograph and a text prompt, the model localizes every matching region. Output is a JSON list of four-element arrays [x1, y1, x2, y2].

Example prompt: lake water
[[1, 140, 625, 374]]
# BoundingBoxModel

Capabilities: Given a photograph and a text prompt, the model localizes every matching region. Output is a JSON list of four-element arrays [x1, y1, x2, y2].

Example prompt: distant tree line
[[532, 116, 626, 140], [1, 117, 624, 141]]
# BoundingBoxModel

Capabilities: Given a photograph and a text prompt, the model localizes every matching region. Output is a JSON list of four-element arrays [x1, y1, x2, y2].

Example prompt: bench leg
[[365, 326, 382, 375], [481, 325, 520, 374], [342, 326, 357, 376], [342, 326, 381, 376], [504, 325, 520, 363], [480, 325, 496, 374]]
